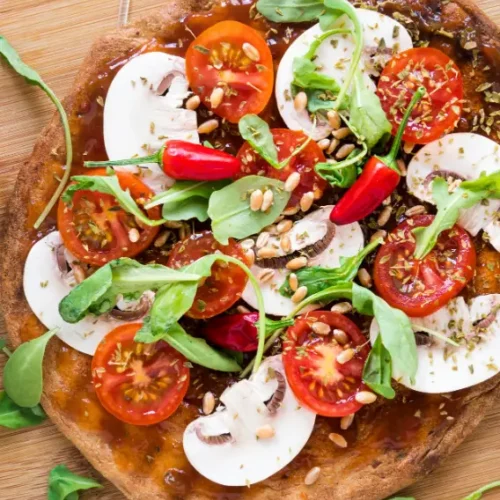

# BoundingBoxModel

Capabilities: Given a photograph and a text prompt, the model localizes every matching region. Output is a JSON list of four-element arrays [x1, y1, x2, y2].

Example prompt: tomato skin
[[186, 21, 274, 123], [282, 311, 370, 418], [167, 231, 249, 319], [377, 48, 463, 144], [236, 129, 327, 209], [374, 215, 476, 317], [92, 324, 190, 426], [58, 169, 160, 267]]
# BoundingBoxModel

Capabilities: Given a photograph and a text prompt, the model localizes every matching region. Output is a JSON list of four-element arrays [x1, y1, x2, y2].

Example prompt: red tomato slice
[[377, 47, 463, 144], [92, 323, 190, 426], [58, 169, 160, 267], [186, 20, 274, 123], [167, 231, 249, 319], [236, 129, 327, 210], [374, 215, 476, 317], [282, 311, 370, 417]]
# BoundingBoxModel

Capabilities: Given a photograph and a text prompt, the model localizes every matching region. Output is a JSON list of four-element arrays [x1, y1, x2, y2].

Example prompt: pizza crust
[[1, 1, 500, 499]]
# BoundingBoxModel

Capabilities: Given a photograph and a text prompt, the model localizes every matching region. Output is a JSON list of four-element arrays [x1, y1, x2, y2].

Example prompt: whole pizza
[[1, 0, 500, 498]]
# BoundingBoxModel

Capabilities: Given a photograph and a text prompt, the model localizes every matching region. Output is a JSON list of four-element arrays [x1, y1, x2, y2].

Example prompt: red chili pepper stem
[[84, 149, 163, 168], [378, 86, 426, 172]]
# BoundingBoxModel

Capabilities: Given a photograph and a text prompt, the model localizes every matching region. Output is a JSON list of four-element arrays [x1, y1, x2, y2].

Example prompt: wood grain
[[1, 1, 500, 499]]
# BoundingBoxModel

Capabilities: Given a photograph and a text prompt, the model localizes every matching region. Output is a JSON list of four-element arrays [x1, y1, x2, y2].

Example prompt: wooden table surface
[[1, 1, 500, 499]]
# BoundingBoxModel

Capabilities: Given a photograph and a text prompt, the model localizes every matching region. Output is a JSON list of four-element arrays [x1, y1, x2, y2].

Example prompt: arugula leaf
[[145, 180, 230, 222], [387, 498, 415, 500], [362, 335, 395, 399], [256, 0, 326, 22], [3, 329, 58, 407], [0, 391, 46, 429], [208, 176, 291, 244], [292, 57, 340, 92], [352, 283, 417, 383], [280, 237, 382, 296], [62, 173, 166, 227], [461, 481, 500, 500], [238, 115, 280, 168], [48, 465, 102, 500], [0, 36, 73, 229]]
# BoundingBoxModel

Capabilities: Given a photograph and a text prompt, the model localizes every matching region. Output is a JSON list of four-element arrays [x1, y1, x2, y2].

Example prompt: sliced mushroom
[[423, 170, 465, 189], [195, 426, 233, 445], [110, 294, 152, 320], [265, 370, 286, 414]]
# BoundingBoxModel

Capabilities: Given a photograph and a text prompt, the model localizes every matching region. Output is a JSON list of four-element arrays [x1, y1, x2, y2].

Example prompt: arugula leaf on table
[[255, 0, 326, 23], [145, 180, 230, 222], [238, 115, 280, 168], [461, 481, 500, 500], [48, 465, 102, 500], [3, 329, 58, 408], [208, 176, 291, 244], [0, 36, 73, 229], [0, 391, 47, 430], [362, 335, 395, 399]]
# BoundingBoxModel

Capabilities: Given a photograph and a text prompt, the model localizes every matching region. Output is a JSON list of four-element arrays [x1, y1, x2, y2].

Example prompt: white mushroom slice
[[406, 133, 500, 248], [104, 52, 200, 193], [183, 356, 316, 486], [276, 9, 413, 140], [23, 232, 129, 355], [242, 206, 364, 316], [370, 295, 500, 393]]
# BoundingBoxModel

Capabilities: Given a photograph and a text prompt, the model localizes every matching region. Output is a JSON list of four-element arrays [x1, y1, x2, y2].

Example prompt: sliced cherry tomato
[[377, 47, 463, 144], [282, 311, 370, 417], [236, 129, 327, 209], [186, 20, 274, 123], [374, 215, 476, 317], [167, 231, 249, 319], [58, 169, 160, 267], [91, 323, 190, 426]]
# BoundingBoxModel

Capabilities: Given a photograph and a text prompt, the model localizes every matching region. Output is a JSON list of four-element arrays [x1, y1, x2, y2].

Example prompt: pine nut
[[294, 91, 308, 112], [250, 189, 263, 211], [186, 94, 201, 110], [128, 228, 140, 243], [242, 42, 261, 62], [357, 268, 372, 288], [258, 268, 275, 283], [292, 286, 308, 303], [287, 256, 308, 270], [154, 231, 169, 247], [237, 305, 251, 314], [403, 141, 415, 154], [209, 87, 224, 109], [333, 127, 352, 140], [282, 206, 300, 216], [256, 424, 275, 439], [355, 391, 377, 405], [257, 247, 278, 259], [261, 189, 274, 212], [336, 143, 355, 160], [396, 158, 407, 176], [277, 219, 293, 233], [289, 273, 299, 292], [327, 110, 341, 129], [202, 392, 215, 415], [337, 348, 355, 365], [284, 172, 301, 192], [244, 248, 255, 266], [370, 229, 387, 243], [327, 138, 339, 155], [198, 119, 219, 134], [311, 321, 331, 335], [304, 466, 321, 486], [377, 206, 392, 227], [329, 432, 348, 448], [240, 238, 255, 250], [317, 138, 331, 150], [331, 302, 352, 314], [280, 234, 291, 253], [340, 414, 355, 430], [73, 264, 86, 284], [256, 231, 270, 249], [405, 205, 426, 217], [333, 328, 349, 345], [300, 191, 314, 212]]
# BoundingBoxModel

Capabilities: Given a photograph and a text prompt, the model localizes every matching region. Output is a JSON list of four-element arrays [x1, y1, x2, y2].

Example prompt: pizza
[[1, 0, 500, 498]]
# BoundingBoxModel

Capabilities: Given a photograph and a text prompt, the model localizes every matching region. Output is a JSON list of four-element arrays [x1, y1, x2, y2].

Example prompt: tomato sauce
[[18, 0, 500, 496]]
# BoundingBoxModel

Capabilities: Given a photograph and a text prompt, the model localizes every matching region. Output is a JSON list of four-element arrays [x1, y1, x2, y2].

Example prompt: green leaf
[[0, 36, 73, 229], [461, 170, 500, 198], [238, 115, 280, 168], [292, 57, 340, 93], [208, 176, 291, 244], [3, 329, 58, 407], [145, 180, 230, 222], [362, 335, 396, 399], [387, 497, 416, 500], [461, 481, 500, 500], [0, 390, 46, 429], [352, 283, 417, 383], [256, 0, 326, 23], [48, 465, 102, 500], [62, 174, 166, 227]]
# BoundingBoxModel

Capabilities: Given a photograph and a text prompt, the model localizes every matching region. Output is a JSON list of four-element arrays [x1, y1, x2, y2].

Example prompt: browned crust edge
[[1, 1, 500, 499]]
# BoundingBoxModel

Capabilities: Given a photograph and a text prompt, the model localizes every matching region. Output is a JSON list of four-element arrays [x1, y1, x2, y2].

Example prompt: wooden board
[[1, 0, 500, 498]]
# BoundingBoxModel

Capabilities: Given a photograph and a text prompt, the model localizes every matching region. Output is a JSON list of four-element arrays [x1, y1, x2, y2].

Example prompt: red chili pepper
[[84, 140, 240, 181], [330, 86, 426, 226], [202, 313, 294, 352]]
